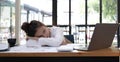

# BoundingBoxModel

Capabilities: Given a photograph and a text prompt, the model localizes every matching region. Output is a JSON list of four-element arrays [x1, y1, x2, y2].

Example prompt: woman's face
[[35, 26, 50, 38]]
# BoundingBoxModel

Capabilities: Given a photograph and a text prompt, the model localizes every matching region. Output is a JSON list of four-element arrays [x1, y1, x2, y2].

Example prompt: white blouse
[[26, 26, 64, 47]]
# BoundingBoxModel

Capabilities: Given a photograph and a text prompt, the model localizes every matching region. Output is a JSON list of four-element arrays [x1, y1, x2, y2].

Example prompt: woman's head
[[21, 20, 50, 37]]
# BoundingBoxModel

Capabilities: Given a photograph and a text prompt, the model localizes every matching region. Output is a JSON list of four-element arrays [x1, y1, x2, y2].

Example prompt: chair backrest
[[64, 35, 74, 43]]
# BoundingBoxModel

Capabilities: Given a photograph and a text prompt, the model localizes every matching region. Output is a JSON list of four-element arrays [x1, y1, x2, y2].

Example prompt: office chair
[[64, 35, 74, 43]]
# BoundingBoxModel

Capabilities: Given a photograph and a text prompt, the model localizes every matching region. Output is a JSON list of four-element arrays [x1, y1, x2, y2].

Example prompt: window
[[57, 0, 69, 35], [88, 0, 100, 24], [57, 0, 69, 25], [0, 0, 15, 44], [21, 0, 52, 25], [102, 0, 117, 23]]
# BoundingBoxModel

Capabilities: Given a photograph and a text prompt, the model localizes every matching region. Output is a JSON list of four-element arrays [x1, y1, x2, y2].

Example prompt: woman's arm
[[27, 27, 72, 47], [38, 27, 64, 46], [61, 37, 73, 45]]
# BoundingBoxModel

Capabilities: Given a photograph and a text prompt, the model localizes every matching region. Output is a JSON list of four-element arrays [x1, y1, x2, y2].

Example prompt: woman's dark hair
[[21, 20, 45, 37]]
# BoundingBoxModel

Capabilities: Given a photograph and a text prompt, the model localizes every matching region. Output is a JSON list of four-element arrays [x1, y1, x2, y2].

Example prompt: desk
[[0, 47, 119, 57], [0, 46, 119, 62]]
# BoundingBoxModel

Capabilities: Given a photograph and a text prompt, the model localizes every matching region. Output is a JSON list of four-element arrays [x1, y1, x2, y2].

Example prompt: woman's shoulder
[[50, 26, 61, 29], [50, 26, 63, 32]]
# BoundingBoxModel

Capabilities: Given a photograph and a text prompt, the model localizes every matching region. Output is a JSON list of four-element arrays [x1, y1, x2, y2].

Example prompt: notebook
[[74, 23, 119, 51]]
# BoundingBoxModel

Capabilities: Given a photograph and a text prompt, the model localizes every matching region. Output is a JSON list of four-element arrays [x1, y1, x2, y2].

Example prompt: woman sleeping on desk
[[21, 20, 72, 47]]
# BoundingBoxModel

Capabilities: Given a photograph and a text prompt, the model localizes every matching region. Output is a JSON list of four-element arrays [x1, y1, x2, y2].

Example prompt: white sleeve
[[38, 27, 64, 47], [26, 39, 41, 47]]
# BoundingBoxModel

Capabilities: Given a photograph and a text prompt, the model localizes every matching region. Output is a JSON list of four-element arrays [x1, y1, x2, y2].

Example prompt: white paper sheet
[[2, 44, 80, 52], [9, 45, 58, 52]]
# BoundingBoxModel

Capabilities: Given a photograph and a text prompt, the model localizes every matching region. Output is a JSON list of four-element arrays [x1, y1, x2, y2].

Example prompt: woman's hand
[[61, 37, 72, 45]]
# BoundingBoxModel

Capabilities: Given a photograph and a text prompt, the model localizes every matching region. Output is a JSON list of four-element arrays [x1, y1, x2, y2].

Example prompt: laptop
[[74, 23, 119, 51]]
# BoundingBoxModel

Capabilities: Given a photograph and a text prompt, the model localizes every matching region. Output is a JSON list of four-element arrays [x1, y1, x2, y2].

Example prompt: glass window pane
[[88, 0, 100, 24], [21, 0, 52, 25], [71, 0, 85, 25], [0, 0, 15, 44], [57, 0, 69, 25], [102, 0, 117, 23]]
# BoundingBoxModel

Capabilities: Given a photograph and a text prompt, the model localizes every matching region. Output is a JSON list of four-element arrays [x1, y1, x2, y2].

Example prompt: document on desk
[[6, 44, 81, 52], [8, 45, 58, 52]]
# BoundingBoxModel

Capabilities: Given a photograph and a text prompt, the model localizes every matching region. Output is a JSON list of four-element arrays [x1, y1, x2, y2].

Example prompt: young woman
[[21, 20, 72, 47]]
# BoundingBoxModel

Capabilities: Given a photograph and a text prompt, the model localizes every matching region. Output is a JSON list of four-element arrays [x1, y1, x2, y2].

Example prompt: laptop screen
[[88, 23, 119, 50]]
